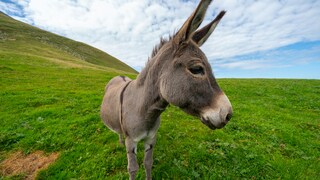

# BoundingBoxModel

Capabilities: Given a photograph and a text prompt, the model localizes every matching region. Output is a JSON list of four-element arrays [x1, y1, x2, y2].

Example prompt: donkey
[[100, 0, 232, 179]]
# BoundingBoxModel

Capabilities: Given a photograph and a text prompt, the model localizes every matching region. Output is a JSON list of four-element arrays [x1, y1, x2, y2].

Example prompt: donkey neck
[[135, 44, 173, 118]]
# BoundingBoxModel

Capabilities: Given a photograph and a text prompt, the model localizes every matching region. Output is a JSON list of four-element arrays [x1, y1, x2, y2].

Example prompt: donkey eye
[[188, 66, 205, 75]]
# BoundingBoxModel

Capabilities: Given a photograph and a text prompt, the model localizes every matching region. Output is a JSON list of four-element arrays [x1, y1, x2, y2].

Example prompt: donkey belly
[[100, 76, 131, 134]]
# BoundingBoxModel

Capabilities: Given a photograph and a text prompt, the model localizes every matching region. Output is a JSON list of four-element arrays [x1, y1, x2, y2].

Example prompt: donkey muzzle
[[200, 93, 233, 130]]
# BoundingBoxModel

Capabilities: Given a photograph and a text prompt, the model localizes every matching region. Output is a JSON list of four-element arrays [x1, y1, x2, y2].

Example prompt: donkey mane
[[137, 35, 174, 86], [150, 35, 174, 58]]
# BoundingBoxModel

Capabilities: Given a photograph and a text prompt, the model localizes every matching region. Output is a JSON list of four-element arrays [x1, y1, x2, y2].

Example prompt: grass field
[[1, 11, 320, 180], [1, 51, 319, 179]]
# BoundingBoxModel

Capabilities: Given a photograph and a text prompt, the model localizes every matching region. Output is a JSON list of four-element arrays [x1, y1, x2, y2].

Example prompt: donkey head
[[159, 0, 232, 130]]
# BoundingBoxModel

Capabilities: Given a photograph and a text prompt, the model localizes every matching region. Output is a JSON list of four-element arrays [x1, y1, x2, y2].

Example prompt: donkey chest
[[133, 129, 157, 142], [131, 117, 161, 142]]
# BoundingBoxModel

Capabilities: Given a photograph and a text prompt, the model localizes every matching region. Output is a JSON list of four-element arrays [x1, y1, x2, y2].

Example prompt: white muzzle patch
[[200, 93, 232, 129]]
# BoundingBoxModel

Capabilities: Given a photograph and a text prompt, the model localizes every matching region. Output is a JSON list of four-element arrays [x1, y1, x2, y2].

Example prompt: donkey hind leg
[[125, 138, 139, 180], [144, 136, 156, 180]]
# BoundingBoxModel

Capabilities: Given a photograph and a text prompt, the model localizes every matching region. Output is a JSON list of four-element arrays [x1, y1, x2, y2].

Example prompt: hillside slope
[[0, 12, 137, 74]]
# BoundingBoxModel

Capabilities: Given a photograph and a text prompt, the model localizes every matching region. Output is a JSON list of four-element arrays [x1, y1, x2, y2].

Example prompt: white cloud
[[1, 0, 320, 72], [214, 42, 320, 71], [215, 59, 292, 70]]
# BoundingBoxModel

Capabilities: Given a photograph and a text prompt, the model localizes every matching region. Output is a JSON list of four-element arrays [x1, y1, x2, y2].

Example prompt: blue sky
[[214, 41, 320, 79], [1, 0, 319, 79]]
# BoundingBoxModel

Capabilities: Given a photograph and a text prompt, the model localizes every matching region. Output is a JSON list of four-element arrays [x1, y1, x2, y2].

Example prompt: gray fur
[[100, 0, 232, 179]]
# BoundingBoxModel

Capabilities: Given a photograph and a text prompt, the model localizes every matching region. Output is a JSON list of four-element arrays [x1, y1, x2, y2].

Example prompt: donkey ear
[[174, 0, 212, 44], [192, 11, 226, 46]]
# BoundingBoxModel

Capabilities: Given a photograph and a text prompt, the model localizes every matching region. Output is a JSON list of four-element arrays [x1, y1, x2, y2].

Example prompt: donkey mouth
[[200, 117, 217, 130]]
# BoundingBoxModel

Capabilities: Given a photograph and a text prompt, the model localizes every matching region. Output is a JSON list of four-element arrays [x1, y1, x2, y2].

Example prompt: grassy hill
[[0, 11, 137, 74], [1, 12, 320, 179]]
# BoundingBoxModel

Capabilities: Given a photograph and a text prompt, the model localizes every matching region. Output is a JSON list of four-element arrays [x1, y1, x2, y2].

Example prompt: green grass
[[1, 11, 320, 180], [1, 53, 319, 179]]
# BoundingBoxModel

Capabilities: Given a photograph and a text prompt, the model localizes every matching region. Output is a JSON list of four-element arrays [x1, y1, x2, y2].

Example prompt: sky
[[1, 0, 320, 79]]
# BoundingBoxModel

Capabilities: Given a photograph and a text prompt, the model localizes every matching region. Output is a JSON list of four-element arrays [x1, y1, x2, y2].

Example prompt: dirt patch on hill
[[0, 151, 59, 180]]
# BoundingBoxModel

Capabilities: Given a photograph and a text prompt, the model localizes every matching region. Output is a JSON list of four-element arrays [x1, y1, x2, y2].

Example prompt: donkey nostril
[[226, 113, 232, 122]]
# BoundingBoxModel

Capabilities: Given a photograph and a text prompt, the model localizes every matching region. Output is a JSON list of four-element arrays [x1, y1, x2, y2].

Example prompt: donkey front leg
[[125, 138, 139, 180], [144, 136, 156, 180]]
